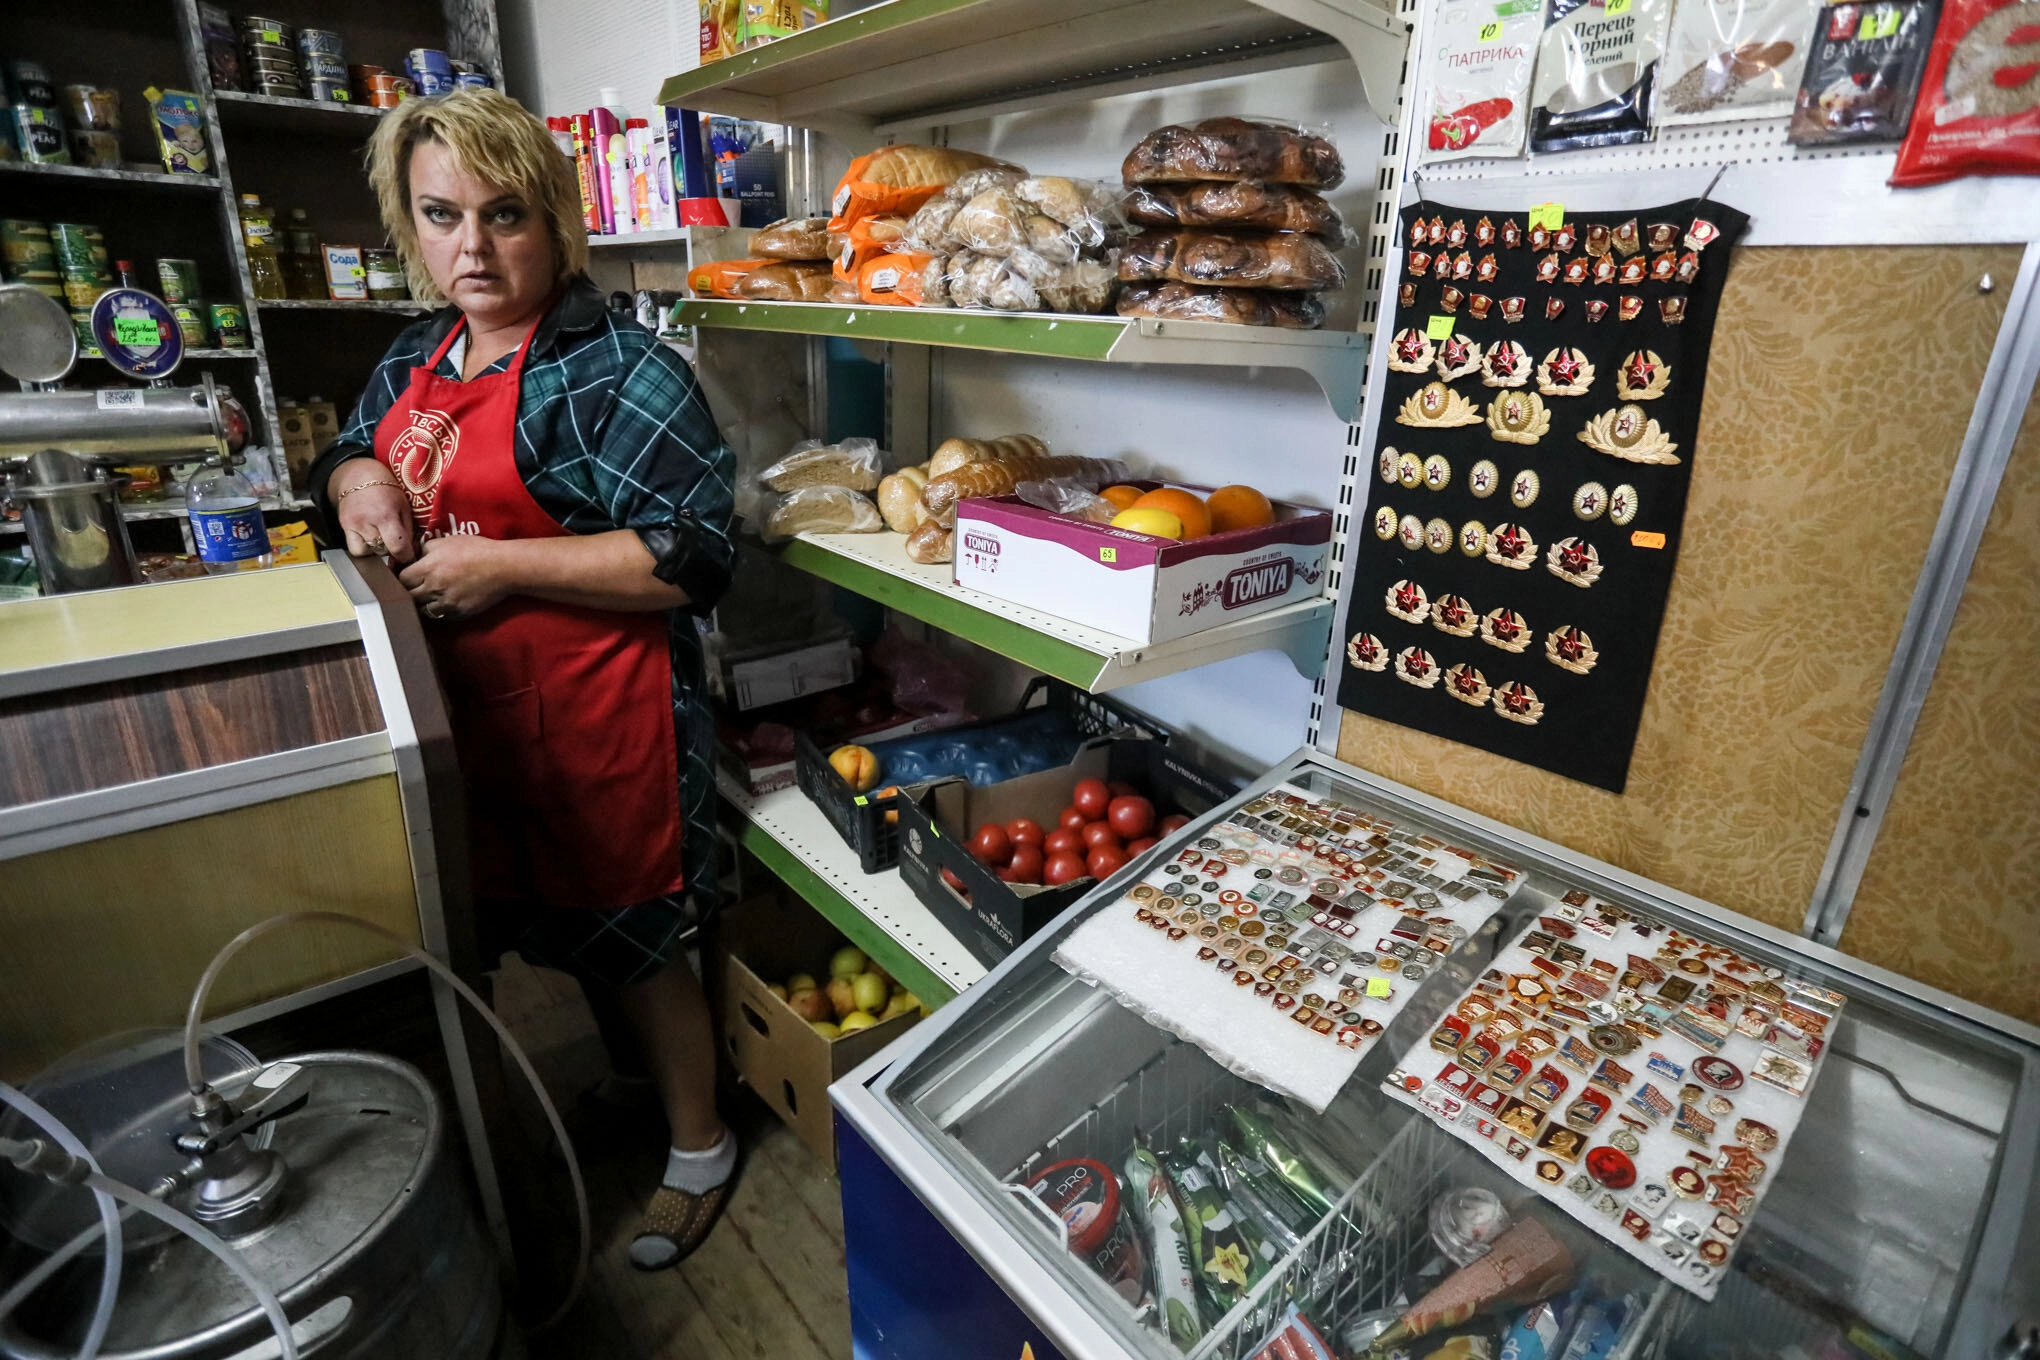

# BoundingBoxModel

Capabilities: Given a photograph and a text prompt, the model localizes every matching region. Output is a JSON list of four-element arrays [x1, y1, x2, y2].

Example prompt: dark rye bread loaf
[[1117, 228, 1345, 291], [1116, 281, 1326, 329], [1123, 182, 1346, 237], [1121, 117, 1344, 189]]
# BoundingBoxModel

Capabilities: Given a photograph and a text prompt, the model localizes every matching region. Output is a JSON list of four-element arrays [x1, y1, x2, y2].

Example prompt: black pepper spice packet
[[1785, 0, 1941, 145]]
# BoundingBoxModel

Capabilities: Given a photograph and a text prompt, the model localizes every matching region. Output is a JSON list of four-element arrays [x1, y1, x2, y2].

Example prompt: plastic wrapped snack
[[902, 192, 970, 254], [1124, 182, 1346, 236], [762, 485, 883, 541], [1013, 176, 1121, 247], [751, 215, 834, 260], [827, 274, 862, 303], [732, 259, 836, 301], [835, 212, 909, 280], [1030, 256, 1118, 314], [758, 437, 883, 493], [1116, 280, 1326, 329], [1121, 117, 1344, 188], [946, 251, 1039, 310], [1118, 229, 1345, 291], [876, 467, 929, 532], [904, 520, 953, 563], [1017, 476, 1116, 523], [950, 187, 1032, 255]]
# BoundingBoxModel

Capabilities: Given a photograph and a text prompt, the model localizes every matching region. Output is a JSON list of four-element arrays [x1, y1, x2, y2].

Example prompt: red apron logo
[[1223, 559, 1292, 608], [386, 408, 460, 519]]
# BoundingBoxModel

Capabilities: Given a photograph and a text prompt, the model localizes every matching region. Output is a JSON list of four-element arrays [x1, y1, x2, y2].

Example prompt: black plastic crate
[[793, 677, 1175, 874]]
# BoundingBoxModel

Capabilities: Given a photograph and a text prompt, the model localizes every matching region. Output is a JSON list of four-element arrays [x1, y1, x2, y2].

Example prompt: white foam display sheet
[[1382, 891, 1847, 1300], [1056, 783, 1523, 1113]]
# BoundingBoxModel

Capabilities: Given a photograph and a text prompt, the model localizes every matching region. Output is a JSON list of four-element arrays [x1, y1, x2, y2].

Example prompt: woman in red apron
[[309, 88, 736, 1270]]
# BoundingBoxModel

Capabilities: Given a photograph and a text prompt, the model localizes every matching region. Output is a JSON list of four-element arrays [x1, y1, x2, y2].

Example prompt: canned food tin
[[2, 220, 57, 272], [61, 85, 121, 131], [309, 78, 352, 103], [363, 247, 407, 298], [208, 302, 249, 347], [68, 309, 103, 359], [13, 277, 65, 303], [297, 27, 344, 54], [170, 302, 212, 346], [61, 271, 112, 308], [455, 71, 491, 88], [303, 52, 346, 81], [244, 44, 299, 68], [251, 72, 304, 95], [239, 17, 294, 41], [68, 130, 122, 168], [406, 47, 453, 74], [49, 223, 108, 272], [156, 257, 202, 303]]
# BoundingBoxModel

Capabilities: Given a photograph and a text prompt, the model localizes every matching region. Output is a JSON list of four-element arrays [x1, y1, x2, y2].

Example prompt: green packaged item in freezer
[[1163, 1137, 1268, 1324], [209, 302, 249, 347], [156, 257, 202, 303], [143, 86, 210, 175], [1123, 1140, 1204, 1350], [1226, 1106, 1337, 1217]]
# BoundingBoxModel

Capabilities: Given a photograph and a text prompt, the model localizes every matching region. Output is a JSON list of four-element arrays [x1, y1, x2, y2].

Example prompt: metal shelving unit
[[781, 530, 1335, 692], [257, 297, 434, 314], [0, 160, 221, 192], [719, 771, 986, 1007], [213, 88, 388, 134]]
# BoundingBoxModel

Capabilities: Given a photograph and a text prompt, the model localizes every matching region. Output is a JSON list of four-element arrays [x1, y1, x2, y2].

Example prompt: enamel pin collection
[[1386, 890, 1847, 1300], [1346, 198, 1737, 787]]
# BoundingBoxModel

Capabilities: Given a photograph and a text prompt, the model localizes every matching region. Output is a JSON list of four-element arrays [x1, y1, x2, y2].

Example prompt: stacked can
[[239, 15, 303, 98], [51, 223, 112, 358], [404, 48, 456, 96], [449, 59, 493, 89], [157, 258, 213, 346], [6, 60, 68, 164], [1, 220, 65, 303], [297, 28, 350, 103], [60, 85, 122, 168]]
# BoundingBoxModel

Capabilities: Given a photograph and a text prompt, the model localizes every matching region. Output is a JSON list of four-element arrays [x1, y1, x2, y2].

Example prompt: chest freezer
[[832, 748, 2040, 1360]]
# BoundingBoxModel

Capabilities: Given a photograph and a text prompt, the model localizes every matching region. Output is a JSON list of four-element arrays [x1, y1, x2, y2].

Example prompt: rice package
[[1423, 0, 1549, 159]]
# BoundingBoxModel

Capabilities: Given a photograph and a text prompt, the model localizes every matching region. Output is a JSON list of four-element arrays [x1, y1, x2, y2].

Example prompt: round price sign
[[89, 287, 184, 381]]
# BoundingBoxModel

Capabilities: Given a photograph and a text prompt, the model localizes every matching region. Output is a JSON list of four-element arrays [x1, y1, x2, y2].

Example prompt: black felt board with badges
[[1335, 198, 1749, 793]]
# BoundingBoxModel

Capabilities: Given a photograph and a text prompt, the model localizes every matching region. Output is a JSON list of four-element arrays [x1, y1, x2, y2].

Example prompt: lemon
[[1110, 507, 1185, 540]]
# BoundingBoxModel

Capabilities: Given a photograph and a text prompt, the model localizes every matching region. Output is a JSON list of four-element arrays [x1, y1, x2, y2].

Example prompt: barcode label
[[96, 389, 144, 410]]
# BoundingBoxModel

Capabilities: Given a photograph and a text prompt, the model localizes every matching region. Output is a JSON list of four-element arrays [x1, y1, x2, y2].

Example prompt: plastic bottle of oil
[[282, 208, 326, 300], [238, 192, 287, 301]]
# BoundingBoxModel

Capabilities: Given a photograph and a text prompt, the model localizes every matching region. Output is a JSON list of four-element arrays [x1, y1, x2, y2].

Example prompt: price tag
[[1478, 19, 1504, 40], [1528, 202, 1565, 230], [1098, 546, 1117, 563], [1631, 530, 1667, 549], [1858, 6, 1901, 37], [1425, 314, 1455, 340], [1606, 0, 1632, 13], [1366, 977, 1394, 998], [112, 316, 160, 347]]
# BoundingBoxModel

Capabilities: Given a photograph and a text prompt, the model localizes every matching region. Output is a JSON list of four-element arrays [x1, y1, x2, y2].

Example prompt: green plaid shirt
[[311, 275, 735, 910]]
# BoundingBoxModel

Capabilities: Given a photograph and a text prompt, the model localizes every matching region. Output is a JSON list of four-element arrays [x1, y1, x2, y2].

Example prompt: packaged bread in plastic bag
[[828, 144, 1023, 233], [1013, 176, 1123, 248], [762, 486, 884, 541], [731, 259, 835, 301], [689, 257, 772, 298], [758, 437, 883, 493], [1124, 182, 1346, 238], [1118, 229, 1345, 291], [1117, 280, 1326, 329], [1017, 476, 1117, 523], [1121, 117, 1344, 188], [857, 250, 934, 305], [834, 212, 910, 280], [751, 216, 833, 260]]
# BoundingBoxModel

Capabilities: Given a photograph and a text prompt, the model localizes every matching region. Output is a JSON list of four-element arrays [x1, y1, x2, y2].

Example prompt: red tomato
[[1043, 827, 1083, 856], [1058, 805, 1087, 832], [1005, 844, 1044, 885], [1107, 795, 1155, 839], [1087, 843, 1128, 879], [1005, 818, 1044, 848], [1081, 821, 1121, 850], [1072, 778, 1111, 819], [940, 867, 971, 901], [1125, 836, 1158, 857], [1108, 780, 1139, 798], [1158, 814, 1190, 836], [1043, 851, 1087, 886], [969, 822, 1012, 867]]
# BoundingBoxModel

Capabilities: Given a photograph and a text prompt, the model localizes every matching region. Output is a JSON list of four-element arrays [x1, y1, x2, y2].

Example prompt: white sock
[[661, 1129, 735, 1194]]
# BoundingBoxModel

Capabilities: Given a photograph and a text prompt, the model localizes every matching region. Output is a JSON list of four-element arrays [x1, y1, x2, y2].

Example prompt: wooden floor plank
[[751, 1116, 846, 1242], [722, 1129, 852, 1359]]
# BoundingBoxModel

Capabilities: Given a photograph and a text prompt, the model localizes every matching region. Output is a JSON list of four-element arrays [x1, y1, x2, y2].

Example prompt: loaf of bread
[[1124, 182, 1345, 237], [732, 260, 835, 301], [1119, 229, 1344, 291], [1014, 176, 1116, 248], [759, 438, 882, 493], [904, 521, 953, 564], [922, 454, 1125, 524], [1116, 281, 1326, 329], [1032, 257, 1118, 315], [860, 145, 1019, 189], [951, 188, 1030, 256], [763, 486, 883, 541], [1121, 118, 1345, 189], [827, 274, 862, 303], [927, 434, 1049, 478], [751, 216, 833, 260], [876, 467, 929, 532]]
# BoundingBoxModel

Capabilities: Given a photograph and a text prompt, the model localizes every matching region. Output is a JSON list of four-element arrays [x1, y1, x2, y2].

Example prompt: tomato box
[[897, 735, 1239, 968], [952, 485, 1332, 644]]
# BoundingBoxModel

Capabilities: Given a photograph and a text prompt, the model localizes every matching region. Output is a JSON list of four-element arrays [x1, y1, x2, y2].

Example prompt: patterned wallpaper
[[1338, 245, 2025, 965], [1844, 386, 2040, 1025]]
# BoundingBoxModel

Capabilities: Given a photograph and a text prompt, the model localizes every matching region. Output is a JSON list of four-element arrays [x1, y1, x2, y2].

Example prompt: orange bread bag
[[827, 145, 1020, 233], [857, 251, 933, 306], [688, 258, 771, 298]]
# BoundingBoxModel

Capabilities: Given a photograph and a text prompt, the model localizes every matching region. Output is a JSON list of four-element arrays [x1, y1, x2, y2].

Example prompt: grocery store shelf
[[76, 348, 258, 362], [0, 495, 309, 536], [0, 160, 219, 192], [665, 299, 1369, 420], [719, 771, 985, 1006], [588, 225, 745, 250], [780, 529, 1336, 692], [214, 89, 386, 135], [258, 298, 433, 314], [657, 0, 1406, 130]]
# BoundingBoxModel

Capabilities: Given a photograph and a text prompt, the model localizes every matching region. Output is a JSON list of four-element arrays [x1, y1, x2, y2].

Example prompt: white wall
[[500, 0, 695, 115]]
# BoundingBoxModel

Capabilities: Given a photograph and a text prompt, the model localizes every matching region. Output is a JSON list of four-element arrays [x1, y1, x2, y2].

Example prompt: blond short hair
[[365, 87, 588, 304]]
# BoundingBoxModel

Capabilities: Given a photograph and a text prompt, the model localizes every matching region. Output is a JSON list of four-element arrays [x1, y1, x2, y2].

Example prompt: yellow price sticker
[[1425, 314, 1455, 340], [1366, 977, 1393, 998], [1099, 546, 1117, 563], [1606, 0, 1632, 13], [1528, 202, 1565, 230], [1859, 6, 1901, 37], [1631, 529, 1667, 549], [1478, 19, 1504, 40]]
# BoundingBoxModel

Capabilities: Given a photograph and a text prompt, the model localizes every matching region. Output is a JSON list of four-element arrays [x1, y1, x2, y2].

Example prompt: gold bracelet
[[337, 476, 402, 501]]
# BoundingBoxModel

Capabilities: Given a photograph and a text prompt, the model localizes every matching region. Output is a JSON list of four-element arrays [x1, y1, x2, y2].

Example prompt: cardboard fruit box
[[716, 891, 919, 1166], [952, 484, 1332, 644], [897, 735, 1239, 968]]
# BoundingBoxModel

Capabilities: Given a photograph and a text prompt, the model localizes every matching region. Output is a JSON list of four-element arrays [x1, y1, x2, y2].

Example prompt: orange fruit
[[1131, 487, 1211, 539], [1206, 484, 1275, 534], [1098, 484, 1144, 511]]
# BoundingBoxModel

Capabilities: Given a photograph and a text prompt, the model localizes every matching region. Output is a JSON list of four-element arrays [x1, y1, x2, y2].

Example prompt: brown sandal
[[628, 1182, 733, 1271]]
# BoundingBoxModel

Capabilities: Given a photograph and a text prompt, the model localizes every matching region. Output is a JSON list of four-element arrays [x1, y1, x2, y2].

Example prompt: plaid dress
[[311, 276, 735, 984]]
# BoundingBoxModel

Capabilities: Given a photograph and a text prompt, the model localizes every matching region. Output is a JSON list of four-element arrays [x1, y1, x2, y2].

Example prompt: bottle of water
[[187, 459, 273, 574]]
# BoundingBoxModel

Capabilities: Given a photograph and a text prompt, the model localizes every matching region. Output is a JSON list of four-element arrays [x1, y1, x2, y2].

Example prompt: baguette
[[926, 433, 1048, 478], [921, 454, 1124, 524]]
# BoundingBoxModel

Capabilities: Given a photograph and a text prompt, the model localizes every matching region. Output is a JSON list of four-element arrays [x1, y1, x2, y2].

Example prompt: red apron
[[374, 315, 683, 909]]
